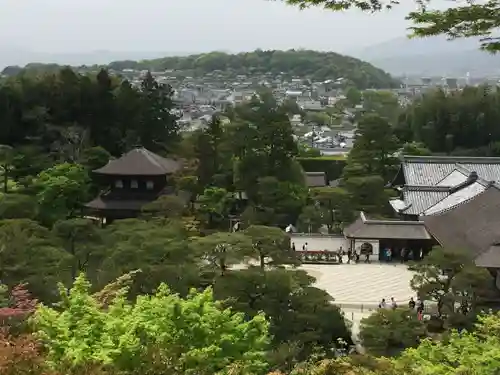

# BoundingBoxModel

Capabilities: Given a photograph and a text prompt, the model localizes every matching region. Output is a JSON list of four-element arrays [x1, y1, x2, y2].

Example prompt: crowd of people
[[291, 242, 373, 263], [379, 297, 426, 320]]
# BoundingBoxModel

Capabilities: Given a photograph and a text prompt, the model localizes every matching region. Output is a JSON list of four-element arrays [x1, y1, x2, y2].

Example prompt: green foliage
[[80, 146, 111, 171], [391, 313, 500, 375], [409, 247, 495, 331], [0, 193, 37, 219], [52, 218, 103, 280], [345, 87, 362, 106], [362, 90, 400, 123], [33, 274, 270, 375], [243, 225, 297, 268], [107, 50, 398, 89], [346, 114, 400, 181], [401, 142, 432, 156], [142, 194, 187, 221], [35, 163, 90, 225], [296, 157, 346, 183], [311, 187, 355, 229], [0, 219, 72, 301], [396, 86, 500, 155], [214, 268, 351, 361], [197, 187, 234, 228], [360, 308, 427, 357], [0, 68, 179, 156], [99, 219, 198, 295]]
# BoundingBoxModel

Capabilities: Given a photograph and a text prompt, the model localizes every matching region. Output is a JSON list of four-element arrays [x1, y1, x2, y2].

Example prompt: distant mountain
[[103, 50, 400, 89], [350, 36, 500, 77], [0, 48, 195, 70]]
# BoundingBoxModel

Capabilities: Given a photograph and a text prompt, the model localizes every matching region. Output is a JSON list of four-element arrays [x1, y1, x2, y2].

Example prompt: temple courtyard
[[300, 263, 417, 345], [300, 263, 416, 307]]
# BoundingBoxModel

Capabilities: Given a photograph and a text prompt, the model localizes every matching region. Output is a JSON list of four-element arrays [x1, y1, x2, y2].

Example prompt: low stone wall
[[290, 233, 347, 252]]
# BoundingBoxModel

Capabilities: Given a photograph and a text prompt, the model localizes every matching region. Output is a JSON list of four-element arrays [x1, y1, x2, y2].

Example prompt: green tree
[[304, 112, 330, 126], [139, 71, 179, 153], [409, 247, 494, 331], [52, 218, 102, 280], [35, 163, 90, 225], [0, 144, 14, 193], [349, 113, 400, 180], [190, 232, 252, 276], [311, 187, 355, 231], [345, 87, 362, 107], [197, 187, 234, 228], [99, 219, 198, 295], [214, 268, 351, 361], [0, 194, 37, 219], [33, 274, 270, 375], [360, 308, 427, 357], [0, 219, 71, 301], [297, 204, 325, 233], [243, 225, 297, 269], [362, 90, 400, 123], [80, 146, 111, 171], [401, 142, 432, 156], [142, 194, 187, 222]]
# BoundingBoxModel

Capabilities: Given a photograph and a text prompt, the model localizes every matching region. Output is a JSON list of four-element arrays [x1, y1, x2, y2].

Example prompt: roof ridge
[[423, 183, 495, 216], [402, 155, 500, 164], [404, 185, 451, 192]]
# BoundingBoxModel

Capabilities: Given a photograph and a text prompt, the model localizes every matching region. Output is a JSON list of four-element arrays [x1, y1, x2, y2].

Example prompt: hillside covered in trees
[[2, 50, 399, 89], [108, 50, 399, 88]]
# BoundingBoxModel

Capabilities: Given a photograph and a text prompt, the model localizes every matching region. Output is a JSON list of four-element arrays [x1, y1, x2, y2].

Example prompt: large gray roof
[[391, 156, 500, 216], [94, 148, 181, 176], [399, 155, 500, 186], [423, 185, 500, 267], [344, 212, 431, 240]]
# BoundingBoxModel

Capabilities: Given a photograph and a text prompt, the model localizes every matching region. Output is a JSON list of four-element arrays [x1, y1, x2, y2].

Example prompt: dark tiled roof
[[397, 155, 500, 186], [476, 245, 500, 268], [305, 172, 327, 187], [423, 185, 500, 266], [400, 185, 449, 215], [344, 212, 431, 240], [85, 197, 152, 211], [94, 148, 181, 176]]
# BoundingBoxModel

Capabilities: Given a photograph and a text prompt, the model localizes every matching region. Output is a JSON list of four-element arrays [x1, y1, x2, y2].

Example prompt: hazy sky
[[0, 0, 421, 54]]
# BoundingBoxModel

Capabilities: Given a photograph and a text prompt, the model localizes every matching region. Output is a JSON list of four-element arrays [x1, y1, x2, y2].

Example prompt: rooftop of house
[[423, 184, 500, 267], [393, 155, 500, 186], [94, 147, 181, 176], [390, 170, 496, 216], [390, 155, 500, 216]]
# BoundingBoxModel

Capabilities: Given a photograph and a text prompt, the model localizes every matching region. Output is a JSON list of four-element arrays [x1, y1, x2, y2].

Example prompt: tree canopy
[[8, 50, 400, 89]]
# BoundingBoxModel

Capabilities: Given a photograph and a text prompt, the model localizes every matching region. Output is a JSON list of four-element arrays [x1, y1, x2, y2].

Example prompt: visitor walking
[[386, 248, 392, 262], [408, 297, 416, 310], [416, 298, 424, 320], [379, 298, 387, 309], [302, 243, 308, 251], [291, 242, 296, 251], [391, 297, 398, 310]]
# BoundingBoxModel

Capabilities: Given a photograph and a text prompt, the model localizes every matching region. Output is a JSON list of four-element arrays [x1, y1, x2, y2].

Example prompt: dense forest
[[2, 50, 400, 89], [1, 67, 500, 374]]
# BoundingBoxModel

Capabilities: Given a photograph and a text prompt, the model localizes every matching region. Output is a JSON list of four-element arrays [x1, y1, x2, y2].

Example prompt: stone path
[[300, 263, 416, 306], [298, 263, 416, 348]]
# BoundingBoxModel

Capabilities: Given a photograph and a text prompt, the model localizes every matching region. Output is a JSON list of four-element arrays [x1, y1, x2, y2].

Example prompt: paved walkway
[[300, 263, 416, 306], [298, 263, 416, 348]]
